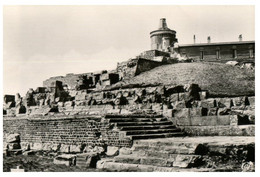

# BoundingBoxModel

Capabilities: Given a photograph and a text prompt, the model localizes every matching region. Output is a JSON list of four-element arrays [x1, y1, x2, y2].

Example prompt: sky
[[3, 5, 255, 96]]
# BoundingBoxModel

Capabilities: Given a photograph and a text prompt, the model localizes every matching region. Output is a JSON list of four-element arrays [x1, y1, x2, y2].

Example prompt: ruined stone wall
[[3, 115, 132, 148], [135, 58, 163, 76]]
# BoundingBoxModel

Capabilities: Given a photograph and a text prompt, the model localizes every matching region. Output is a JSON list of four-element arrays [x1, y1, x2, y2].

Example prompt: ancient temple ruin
[[3, 18, 255, 172]]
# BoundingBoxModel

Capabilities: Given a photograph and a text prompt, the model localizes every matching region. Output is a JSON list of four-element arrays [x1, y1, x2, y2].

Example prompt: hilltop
[[110, 62, 255, 97]]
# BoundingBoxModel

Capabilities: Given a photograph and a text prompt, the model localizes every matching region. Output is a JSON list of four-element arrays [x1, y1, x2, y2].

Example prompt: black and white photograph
[[1, 2, 256, 173]]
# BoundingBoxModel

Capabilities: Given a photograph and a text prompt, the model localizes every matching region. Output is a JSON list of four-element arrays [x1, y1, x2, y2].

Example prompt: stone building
[[150, 18, 178, 52], [176, 40, 255, 63], [150, 18, 255, 63]]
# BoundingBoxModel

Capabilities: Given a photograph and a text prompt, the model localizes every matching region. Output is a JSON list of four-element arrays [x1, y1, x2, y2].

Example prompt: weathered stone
[[60, 144, 70, 153], [230, 115, 238, 126], [30, 143, 43, 150], [7, 142, 21, 150], [201, 99, 216, 108], [216, 98, 232, 108], [70, 144, 82, 153], [163, 109, 173, 118], [64, 101, 74, 107], [20, 142, 30, 151], [218, 108, 231, 115], [42, 143, 52, 151], [178, 92, 189, 101], [172, 108, 190, 126], [6, 133, 20, 143], [173, 100, 186, 109], [51, 144, 61, 152], [199, 91, 208, 100], [172, 155, 202, 168], [232, 97, 245, 107], [57, 102, 64, 107], [248, 97, 255, 107], [54, 154, 76, 166], [106, 146, 119, 156], [23, 150, 35, 156], [208, 108, 218, 116], [7, 108, 16, 116], [190, 108, 203, 117], [119, 147, 133, 155]]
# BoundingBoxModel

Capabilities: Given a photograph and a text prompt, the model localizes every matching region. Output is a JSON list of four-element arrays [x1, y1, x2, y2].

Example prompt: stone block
[[70, 144, 82, 153], [163, 109, 173, 118], [199, 91, 208, 100], [152, 103, 163, 112], [217, 115, 231, 125], [75, 93, 87, 101], [6, 133, 20, 143], [216, 98, 232, 108], [7, 142, 21, 150], [230, 115, 238, 126], [232, 97, 245, 107], [4, 95, 15, 103], [173, 108, 190, 118], [190, 108, 203, 117], [60, 144, 70, 153], [191, 116, 217, 126], [20, 142, 30, 151], [42, 143, 52, 151], [172, 155, 202, 168], [54, 154, 76, 166], [169, 93, 179, 103], [119, 147, 133, 155], [57, 102, 64, 107], [7, 108, 16, 116], [208, 108, 218, 116], [218, 108, 231, 115], [178, 92, 189, 101], [248, 97, 255, 107], [201, 99, 216, 108], [106, 146, 119, 156], [30, 143, 43, 151], [51, 144, 60, 152], [173, 101, 186, 109], [64, 101, 74, 107]]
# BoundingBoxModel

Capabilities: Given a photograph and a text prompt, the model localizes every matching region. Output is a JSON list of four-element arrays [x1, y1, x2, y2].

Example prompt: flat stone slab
[[134, 136, 255, 147]]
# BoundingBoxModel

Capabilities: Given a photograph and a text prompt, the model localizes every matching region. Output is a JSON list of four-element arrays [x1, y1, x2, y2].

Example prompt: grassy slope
[[112, 62, 255, 97]]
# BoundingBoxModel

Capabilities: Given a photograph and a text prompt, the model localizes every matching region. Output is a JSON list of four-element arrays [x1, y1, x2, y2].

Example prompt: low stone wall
[[3, 115, 132, 150], [181, 125, 255, 136]]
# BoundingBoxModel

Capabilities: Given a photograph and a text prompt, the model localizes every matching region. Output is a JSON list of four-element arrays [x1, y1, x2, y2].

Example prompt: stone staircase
[[105, 114, 185, 140], [97, 138, 208, 172]]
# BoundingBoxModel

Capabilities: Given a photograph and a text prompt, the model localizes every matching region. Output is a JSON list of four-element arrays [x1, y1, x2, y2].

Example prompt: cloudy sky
[[3, 5, 255, 96]]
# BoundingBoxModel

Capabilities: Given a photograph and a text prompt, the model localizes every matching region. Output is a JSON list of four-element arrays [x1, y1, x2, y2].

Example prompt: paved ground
[[134, 136, 255, 146]]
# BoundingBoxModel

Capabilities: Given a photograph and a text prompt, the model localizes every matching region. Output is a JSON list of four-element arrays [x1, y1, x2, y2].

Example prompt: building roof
[[177, 40, 255, 47]]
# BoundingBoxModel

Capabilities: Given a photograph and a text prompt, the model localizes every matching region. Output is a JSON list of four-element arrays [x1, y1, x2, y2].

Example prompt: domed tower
[[150, 18, 178, 51]]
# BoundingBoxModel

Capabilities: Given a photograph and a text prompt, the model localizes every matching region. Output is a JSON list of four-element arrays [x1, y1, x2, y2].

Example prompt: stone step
[[129, 132, 185, 140], [131, 146, 197, 156], [133, 139, 198, 148], [105, 114, 162, 118], [126, 128, 182, 136], [120, 125, 176, 131], [115, 121, 173, 126], [97, 160, 213, 172], [113, 154, 202, 168], [108, 117, 168, 123]]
